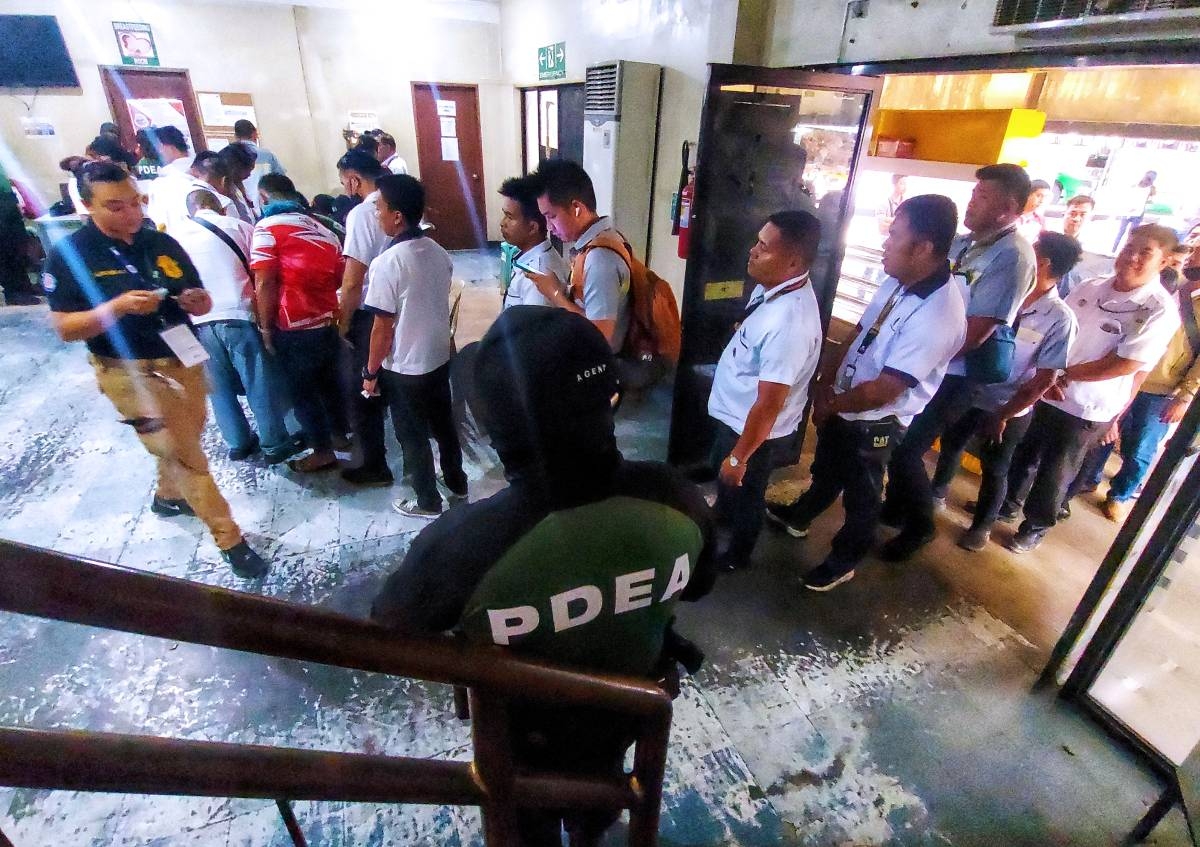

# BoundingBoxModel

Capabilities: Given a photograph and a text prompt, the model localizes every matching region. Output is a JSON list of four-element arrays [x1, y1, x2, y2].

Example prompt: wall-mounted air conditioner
[[582, 60, 662, 263], [993, 0, 1200, 35]]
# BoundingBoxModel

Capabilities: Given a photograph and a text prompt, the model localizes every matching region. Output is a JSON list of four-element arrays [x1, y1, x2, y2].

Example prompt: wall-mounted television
[[0, 16, 79, 88]]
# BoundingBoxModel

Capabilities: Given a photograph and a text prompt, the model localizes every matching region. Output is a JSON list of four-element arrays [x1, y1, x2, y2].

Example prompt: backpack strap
[[569, 231, 632, 303], [192, 215, 252, 277]]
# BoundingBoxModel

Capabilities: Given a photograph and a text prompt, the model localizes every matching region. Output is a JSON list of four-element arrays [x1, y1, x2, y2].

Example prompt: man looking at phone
[[500, 174, 569, 309]]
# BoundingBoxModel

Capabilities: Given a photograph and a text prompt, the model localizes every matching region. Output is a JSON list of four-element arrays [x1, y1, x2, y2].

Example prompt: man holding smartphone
[[499, 174, 569, 309]]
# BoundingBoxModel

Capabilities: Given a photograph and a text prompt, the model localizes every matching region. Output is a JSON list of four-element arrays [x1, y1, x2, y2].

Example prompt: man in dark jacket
[[372, 305, 715, 846]]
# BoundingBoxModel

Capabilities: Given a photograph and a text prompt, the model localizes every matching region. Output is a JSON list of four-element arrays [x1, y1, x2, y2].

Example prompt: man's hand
[[811, 384, 834, 428], [1161, 396, 1191, 424], [112, 290, 163, 317], [984, 413, 1008, 444], [361, 377, 380, 398], [259, 327, 276, 355], [176, 288, 212, 317], [526, 269, 564, 303], [718, 455, 748, 488], [1101, 420, 1120, 447], [1045, 378, 1067, 402]]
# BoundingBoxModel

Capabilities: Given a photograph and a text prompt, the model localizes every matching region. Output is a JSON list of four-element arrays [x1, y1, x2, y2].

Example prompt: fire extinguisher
[[677, 169, 694, 260]]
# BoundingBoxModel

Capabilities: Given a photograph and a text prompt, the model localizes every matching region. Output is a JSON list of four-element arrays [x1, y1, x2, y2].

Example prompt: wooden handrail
[[0, 539, 675, 846]]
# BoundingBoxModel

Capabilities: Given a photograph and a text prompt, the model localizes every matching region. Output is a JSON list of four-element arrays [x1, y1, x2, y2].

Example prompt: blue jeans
[[1096, 392, 1174, 502], [195, 320, 292, 456]]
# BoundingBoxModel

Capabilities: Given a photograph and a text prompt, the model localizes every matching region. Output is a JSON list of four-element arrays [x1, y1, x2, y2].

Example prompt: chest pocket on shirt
[[1100, 319, 1123, 336]]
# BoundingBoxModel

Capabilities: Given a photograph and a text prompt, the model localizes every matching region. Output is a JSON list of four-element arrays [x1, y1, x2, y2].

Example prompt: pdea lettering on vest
[[486, 553, 691, 645], [576, 363, 608, 383]]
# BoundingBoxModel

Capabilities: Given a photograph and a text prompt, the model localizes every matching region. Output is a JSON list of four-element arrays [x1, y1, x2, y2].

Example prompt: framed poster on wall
[[112, 22, 159, 67]]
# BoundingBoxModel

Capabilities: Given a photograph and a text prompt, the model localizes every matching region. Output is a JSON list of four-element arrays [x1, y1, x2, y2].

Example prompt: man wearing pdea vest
[[371, 306, 714, 847]]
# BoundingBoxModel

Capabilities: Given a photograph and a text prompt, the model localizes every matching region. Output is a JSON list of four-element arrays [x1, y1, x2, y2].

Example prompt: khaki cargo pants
[[91, 355, 242, 551]]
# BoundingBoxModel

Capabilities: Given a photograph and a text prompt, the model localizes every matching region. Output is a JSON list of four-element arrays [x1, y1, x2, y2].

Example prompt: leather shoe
[[879, 529, 935, 562]]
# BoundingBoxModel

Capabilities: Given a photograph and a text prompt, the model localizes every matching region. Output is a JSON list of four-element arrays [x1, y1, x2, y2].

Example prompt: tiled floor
[[0, 251, 1190, 845]]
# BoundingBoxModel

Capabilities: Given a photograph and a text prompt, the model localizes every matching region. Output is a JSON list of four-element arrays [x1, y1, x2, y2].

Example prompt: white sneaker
[[392, 498, 441, 519]]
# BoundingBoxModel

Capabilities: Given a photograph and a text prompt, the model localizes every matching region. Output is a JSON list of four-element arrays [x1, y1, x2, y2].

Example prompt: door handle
[[472, 174, 479, 180]]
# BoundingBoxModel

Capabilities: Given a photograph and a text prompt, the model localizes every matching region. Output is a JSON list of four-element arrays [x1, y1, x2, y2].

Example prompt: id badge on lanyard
[[109, 245, 209, 367]]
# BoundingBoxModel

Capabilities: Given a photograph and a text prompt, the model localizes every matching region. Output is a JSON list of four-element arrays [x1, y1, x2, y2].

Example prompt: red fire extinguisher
[[677, 170, 694, 260]]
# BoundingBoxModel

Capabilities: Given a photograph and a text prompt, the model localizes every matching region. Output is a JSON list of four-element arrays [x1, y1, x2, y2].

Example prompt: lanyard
[[952, 225, 1017, 277], [853, 285, 907, 357], [107, 245, 158, 290], [744, 274, 810, 319]]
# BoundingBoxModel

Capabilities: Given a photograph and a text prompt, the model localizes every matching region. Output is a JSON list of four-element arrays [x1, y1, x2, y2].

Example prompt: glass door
[[521, 84, 585, 174], [668, 65, 882, 467]]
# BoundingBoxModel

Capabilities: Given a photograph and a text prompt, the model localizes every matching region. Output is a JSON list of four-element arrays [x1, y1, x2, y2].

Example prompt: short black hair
[[1130, 223, 1179, 253], [376, 132, 396, 149], [766, 210, 822, 264], [312, 194, 336, 215], [258, 173, 296, 198], [191, 150, 228, 181], [1030, 179, 1051, 192], [1034, 231, 1083, 279], [186, 188, 223, 215], [377, 173, 425, 225], [1067, 194, 1095, 208], [152, 125, 189, 155], [895, 194, 959, 257], [219, 141, 257, 171], [975, 163, 1032, 213], [77, 160, 131, 204], [499, 174, 547, 234], [85, 134, 131, 165], [337, 149, 384, 179], [534, 159, 597, 212], [233, 119, 256, 140], [354, 134, 379, 156]]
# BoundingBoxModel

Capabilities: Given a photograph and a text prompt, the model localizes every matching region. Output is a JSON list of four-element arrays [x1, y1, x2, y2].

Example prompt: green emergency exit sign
[[538, 42, 566, 81]]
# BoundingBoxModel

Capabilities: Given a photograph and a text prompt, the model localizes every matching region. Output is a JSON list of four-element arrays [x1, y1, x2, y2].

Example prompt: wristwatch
[[361, 366, 380, 381], [726, 454, 741, 468]]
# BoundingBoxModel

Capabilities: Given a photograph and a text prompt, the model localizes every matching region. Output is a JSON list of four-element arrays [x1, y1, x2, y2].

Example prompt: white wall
[[500, 0, 740, 289], [292, 4, 513, 241], [768, 0, 1017, 67], [0, 0, 322, 210]]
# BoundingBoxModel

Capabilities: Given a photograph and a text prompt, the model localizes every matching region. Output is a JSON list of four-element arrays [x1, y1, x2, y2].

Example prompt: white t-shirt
[[171, 209, 255, 324], [708, 277, 822, 439], [976, 287, 1077, 416], [382, 154, 409, 175], [836, 271, 968, 427], [342, 190, 391, 301], [1047, 275, 1181, 422], [504, 240, 570, 309], [363, 235, 454, 376]]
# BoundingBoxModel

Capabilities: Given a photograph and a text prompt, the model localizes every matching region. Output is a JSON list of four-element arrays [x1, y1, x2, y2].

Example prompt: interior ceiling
[[168, 0, 501, 21]]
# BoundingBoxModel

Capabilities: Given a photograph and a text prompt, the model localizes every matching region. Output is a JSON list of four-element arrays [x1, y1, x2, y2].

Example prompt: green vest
[[459, 496, 703, 677]]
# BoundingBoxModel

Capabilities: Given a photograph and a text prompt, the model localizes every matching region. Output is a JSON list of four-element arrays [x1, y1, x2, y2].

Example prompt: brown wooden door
[[99, 66, 207, 158], [411, 83, 487, 251]]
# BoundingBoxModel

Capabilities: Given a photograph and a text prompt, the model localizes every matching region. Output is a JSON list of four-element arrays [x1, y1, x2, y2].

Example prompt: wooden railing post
[[627, 709, 673, 847], [468, 689, 520, 847]]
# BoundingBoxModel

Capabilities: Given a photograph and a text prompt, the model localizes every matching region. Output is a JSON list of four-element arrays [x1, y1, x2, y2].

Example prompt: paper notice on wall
[[441, 137, 460, 162], [436, 99, 456, 117], [198, 93, 225, 126], [127, 98, 193, 149], [20, 116, 55, 137], [348, 110, 378, 133], [439, 117, 456, 138]]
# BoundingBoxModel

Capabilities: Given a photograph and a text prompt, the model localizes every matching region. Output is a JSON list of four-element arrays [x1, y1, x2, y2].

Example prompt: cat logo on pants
[[873, 435, 890, 448]]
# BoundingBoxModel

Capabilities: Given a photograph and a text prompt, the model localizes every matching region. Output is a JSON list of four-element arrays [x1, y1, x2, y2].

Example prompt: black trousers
[[380, 363, 466, 510], [778, 415, 903, 567], [348, 310, 389, 470], [273, 325, 347, 451], [1004, 402, 1103, 533], [931, 406, 1034, 531], [884, 373, 978, 536], [710, 421, 791, 563]]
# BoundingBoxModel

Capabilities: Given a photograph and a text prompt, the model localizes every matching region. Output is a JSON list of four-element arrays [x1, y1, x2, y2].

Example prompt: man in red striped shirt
[[251, 175, 348, 472]]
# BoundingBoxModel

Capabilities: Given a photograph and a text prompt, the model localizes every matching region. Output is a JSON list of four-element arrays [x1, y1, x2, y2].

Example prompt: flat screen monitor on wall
[[0, 16, 79, 88]]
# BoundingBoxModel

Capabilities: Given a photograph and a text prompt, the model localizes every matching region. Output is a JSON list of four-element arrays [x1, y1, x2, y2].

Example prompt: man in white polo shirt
[[499, 173, 569, 309], [1002, 223, 1181, 553], [707, 210, 823, 573], [336, 149, 395, 486], [767, 195, 966, 591], [360, 174, 467, 518], [173, 189, 297, 464], [929, 231, 1080, 551]]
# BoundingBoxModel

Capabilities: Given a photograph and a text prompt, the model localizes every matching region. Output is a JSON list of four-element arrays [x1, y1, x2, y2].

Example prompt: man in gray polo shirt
[[879, 164, 1035, 561], [929, 231, 1080, 551], [767, 195, 966, 591], [527, 160, 630, 350]]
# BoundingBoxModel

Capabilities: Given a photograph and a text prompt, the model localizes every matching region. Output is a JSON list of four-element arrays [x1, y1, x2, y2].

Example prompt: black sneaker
[[262, 434, 306, 465], [957, 527, 990, 552], [997, 501, 1020, 523], [439, 475, 469, 503], [1057, 502, 1071, 522], [803, 560, 856, 592], [764, 503, 809, 538], [1007, 527, 1046, 554], [878, 528, 935, 562], [222, 541, 269, 578], [341, 465, 395, 487], [151, 496, 195, 517], [227, 437, 261, 462]]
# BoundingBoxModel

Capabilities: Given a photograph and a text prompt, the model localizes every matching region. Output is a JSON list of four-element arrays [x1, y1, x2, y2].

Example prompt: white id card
[[159, 324, 210, 367]]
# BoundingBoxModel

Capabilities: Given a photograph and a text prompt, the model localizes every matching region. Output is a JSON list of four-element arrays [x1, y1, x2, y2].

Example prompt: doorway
[[411, 82, 487, 251], [99, 66, 207, 158], [521, 83, 585, 174]]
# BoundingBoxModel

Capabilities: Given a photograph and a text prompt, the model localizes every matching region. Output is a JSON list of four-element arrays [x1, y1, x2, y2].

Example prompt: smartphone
[[512, 260, 538, 276]]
